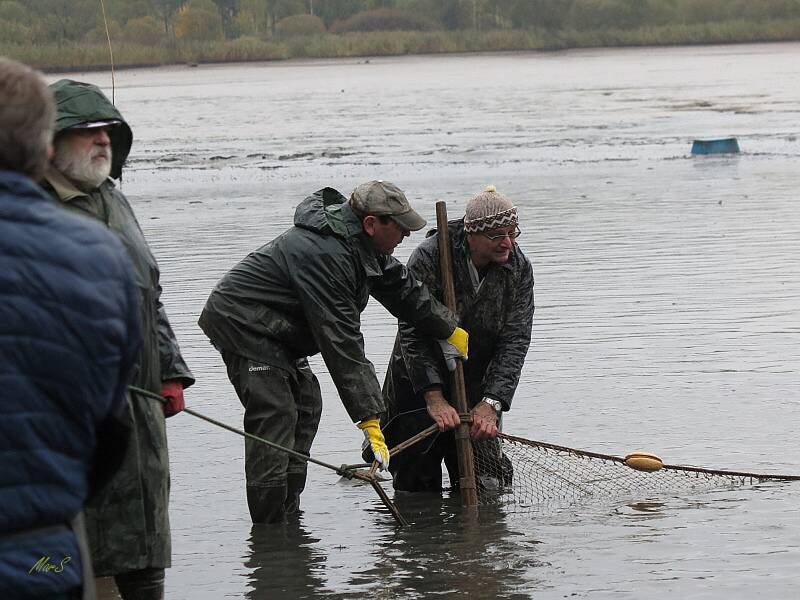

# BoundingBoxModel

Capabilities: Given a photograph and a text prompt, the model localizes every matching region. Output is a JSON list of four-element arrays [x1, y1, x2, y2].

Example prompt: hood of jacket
[[49, 79, 133, 180], [294, 187, 363, 238]]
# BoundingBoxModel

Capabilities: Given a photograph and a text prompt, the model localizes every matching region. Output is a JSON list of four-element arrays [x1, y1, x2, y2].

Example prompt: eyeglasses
[[481, 226, 521, 241]]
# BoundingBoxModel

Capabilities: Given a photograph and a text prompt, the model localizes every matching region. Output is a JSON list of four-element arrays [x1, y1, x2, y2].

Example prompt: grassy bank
[[4, 19, 800, 72]]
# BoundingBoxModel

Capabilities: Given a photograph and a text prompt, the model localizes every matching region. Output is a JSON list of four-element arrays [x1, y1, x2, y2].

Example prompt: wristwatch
[[481, 397, 502, 414]]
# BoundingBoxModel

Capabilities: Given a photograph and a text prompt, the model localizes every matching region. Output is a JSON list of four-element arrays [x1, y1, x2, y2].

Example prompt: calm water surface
[[54, 43, 800, 599]]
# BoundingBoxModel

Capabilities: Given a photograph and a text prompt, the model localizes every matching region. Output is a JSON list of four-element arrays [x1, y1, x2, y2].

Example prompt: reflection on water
[[50, 43, 800, 599], [245, 523, 327, 599], [245, 499, 546, 599], [624, 501, 668, 516], [357, 505, 535, 600]]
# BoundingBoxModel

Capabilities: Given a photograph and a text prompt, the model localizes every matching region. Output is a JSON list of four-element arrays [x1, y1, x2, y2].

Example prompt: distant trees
[[123, 15, 164, 44], [148, 0, 183, 37], [0, 0, 28, 23], [0, 1, 32, 44], [275, 14, 325, 36], [314, 0, 364, 27], [30, 0, 100, 46], [330, 8, 436, 32], [174, 0, 223, 40], [1, 0, 798, 48]]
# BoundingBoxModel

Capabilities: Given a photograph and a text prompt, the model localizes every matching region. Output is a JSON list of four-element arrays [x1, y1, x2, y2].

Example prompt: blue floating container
[[691, 137, 740, 155]]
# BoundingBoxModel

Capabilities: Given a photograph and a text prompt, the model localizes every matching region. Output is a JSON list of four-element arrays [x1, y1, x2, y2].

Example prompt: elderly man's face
[[467, 224, 518, 269], [52, 126, 113, 191]]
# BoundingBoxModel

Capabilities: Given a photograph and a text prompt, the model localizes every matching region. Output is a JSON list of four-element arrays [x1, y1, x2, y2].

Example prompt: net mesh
[[471, 433, 799, 510]]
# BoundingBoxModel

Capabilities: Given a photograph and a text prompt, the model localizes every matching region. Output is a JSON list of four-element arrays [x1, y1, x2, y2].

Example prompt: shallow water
[[53, 42, 800, 598]]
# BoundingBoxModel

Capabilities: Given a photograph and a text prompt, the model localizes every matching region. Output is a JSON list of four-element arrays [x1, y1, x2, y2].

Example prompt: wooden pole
[[435, 201, 479, 508]]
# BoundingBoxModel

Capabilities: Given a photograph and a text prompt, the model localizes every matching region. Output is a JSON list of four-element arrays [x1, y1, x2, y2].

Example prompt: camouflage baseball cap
[[349, 180, 426, 232]]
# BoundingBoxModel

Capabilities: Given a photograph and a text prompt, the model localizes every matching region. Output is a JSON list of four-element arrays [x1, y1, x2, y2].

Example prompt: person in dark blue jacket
[[0, 58, 141, 600]]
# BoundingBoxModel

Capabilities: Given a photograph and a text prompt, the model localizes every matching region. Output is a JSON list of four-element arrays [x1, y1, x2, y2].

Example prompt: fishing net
[[470, 433, 800, 511]]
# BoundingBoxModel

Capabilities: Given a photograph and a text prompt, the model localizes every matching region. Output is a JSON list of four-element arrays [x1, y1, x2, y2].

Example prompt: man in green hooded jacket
[[199, 181, 468, 523], [41, 79, 194, 600]]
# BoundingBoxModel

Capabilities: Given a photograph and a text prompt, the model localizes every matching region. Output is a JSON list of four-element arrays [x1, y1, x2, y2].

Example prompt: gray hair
[[464, 185, 518, 233], [0, 58, 54, 180]]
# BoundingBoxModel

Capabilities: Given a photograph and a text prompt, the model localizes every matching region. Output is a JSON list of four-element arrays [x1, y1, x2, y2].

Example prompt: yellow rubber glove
[[438, 326, 469, 371], [358, 418, 389, 470], [448, 327, 469, 359]]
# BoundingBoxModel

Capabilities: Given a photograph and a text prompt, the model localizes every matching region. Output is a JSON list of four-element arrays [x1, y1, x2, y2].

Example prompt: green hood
[[294, 187, 361, 238], [49, 79, 133, 180]]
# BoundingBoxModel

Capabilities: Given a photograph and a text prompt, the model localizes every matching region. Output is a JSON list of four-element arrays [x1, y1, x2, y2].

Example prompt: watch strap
[[481, 397, 502, 413]]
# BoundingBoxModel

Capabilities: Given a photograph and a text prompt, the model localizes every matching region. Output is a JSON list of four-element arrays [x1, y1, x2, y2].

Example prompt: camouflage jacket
[[383, 218, 534, 427], [42, 169, 194, 574], [199, 187, 457, 422]]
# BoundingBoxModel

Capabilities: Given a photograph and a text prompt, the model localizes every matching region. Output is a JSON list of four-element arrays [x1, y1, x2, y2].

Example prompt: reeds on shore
[[3, 19, 799, 72]]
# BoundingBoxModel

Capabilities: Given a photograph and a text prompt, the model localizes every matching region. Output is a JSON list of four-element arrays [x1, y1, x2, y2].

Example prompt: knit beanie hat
[[463, 185, 517, 233]]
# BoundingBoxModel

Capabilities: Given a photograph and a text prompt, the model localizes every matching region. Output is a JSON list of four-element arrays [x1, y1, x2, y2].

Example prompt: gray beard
[[52, 144, 113, 192]]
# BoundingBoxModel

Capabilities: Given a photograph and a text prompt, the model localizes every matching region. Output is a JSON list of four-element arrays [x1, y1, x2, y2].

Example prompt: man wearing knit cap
[[199, 181, 469, 523], [381, 185, 535, 493]]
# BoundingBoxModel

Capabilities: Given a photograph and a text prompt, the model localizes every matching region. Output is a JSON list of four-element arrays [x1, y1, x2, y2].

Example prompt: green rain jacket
[[41, 79, 194, 575], [199, 187, 457, 422]]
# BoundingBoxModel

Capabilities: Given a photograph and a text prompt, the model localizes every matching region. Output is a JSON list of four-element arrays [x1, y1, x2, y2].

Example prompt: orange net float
[[624, 451, 664, 472]]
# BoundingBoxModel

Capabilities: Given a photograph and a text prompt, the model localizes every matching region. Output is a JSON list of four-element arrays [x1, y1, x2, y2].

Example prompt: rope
[[498, 433, 800, 481], [98, 0, 116, 104], [127, 385, 409, 525], [128, 385, 354, 477]]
